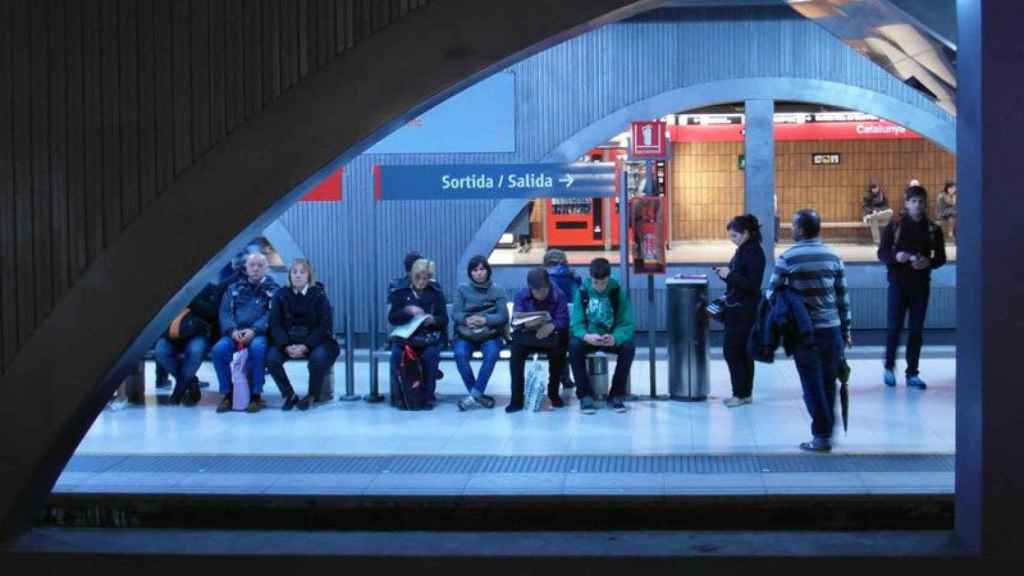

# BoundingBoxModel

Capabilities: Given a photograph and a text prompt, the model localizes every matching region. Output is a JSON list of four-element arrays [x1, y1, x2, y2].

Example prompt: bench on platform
[[373, 302, 630, 404], [117, 343, 343, 406], [778, 220, 873, 241]]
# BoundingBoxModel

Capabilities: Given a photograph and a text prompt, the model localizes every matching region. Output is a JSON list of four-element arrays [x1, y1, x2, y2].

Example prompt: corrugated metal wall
[[275, 5, 954, 334], [0, 0, 429, 374]]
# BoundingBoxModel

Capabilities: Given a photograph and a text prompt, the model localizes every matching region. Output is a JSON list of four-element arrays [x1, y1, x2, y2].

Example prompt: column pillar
[[744, 99, 775, 284]]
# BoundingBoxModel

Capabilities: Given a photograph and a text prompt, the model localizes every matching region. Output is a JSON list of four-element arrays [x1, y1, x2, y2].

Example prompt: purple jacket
[[513, 285, 570, 331]]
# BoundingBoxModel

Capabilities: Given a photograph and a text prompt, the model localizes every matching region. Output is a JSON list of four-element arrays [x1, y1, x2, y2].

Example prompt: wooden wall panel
[[671, 138, 956, 241], [0, 0, 429, 373], [775, 139, 955, 225], [671, 141, 745, 241]]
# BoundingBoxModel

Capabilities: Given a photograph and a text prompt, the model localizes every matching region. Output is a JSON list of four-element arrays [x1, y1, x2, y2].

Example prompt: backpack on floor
[[395, 343, 429, 410]]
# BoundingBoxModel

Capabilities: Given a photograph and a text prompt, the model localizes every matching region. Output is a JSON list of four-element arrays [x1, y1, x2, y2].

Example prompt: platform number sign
[[812, 153, 841, 166]]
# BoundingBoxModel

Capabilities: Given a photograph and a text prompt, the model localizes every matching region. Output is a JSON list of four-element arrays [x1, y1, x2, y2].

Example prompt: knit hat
[[543, 248, 568, 266]]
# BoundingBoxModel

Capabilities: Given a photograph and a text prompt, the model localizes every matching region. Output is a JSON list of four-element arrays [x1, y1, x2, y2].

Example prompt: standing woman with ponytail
[[714, 215, 767, 407]]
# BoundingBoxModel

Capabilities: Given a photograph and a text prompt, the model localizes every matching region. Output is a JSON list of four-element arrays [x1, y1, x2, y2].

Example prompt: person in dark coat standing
[[714, 214, 767, 407], [267, 259, 341, 411], [878, 185, 947, 390], [388, 258, 449, 407]]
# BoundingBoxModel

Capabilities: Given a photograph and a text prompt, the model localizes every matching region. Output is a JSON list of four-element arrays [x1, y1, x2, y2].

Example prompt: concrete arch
[[0, 0, 657, 537], [458, 77, 956, 274]]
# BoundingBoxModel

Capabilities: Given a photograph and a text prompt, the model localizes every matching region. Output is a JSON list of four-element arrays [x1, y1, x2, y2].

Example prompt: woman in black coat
[[388, 258, 449, 409], [267, 259, 340, 411], [714, 214, 767, 407]]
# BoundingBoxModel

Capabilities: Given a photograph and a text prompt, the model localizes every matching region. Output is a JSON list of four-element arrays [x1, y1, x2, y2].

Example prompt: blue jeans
[[390, 342, 442, 399], [212, 335, 268, 396], [885, 280, 930, 377], [793, 327, 842, 440], [154, 335, 209, 395], [453, 337, 503, 395]]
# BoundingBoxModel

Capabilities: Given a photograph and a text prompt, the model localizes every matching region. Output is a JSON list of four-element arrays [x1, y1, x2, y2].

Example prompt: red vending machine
[[544, 143, 671, 250]]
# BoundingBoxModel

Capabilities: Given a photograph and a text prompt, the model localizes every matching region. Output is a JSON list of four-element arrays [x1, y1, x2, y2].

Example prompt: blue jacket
[[547, 264, 582, 303], [748, 286, 814, 362], [219, 275, 280, 336]]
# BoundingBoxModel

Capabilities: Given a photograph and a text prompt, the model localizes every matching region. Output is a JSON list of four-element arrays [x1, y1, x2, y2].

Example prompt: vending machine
[[544, 142, 671, 250]]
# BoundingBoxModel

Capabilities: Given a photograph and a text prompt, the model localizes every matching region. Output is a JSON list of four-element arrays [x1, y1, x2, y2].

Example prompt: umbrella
[[837, 357, 851, 432]]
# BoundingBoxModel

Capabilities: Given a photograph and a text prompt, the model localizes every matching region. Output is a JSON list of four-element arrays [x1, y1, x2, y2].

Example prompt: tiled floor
[[59, 352, 956, 497]]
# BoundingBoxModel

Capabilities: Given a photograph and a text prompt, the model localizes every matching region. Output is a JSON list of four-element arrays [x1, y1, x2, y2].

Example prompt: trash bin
[[666, 275, 710, 401], [586, 352, 610, 399]]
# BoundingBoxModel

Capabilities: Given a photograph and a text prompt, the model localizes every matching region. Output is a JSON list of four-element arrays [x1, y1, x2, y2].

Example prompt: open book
[[389, 314, 431, 340], [511, 311, 551, 327]]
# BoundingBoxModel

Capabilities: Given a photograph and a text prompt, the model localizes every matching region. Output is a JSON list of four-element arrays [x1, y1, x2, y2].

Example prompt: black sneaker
[[155, 378, 172, 390], [609, 397, 628, 413], [477, 394, 496, 409], [505, 403, 523, 414], [549, 396, 566, 409], [246, 395, 266, 413], [282, 394, 299, 411], [168, 390, 184, 405], [216, 396, 233, 413], [297, 395, 313, 411], [183, 379, 201, 406]]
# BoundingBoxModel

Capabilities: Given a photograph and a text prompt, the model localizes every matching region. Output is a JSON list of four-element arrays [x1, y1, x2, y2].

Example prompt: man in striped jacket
[[770, 209, 852, 453]]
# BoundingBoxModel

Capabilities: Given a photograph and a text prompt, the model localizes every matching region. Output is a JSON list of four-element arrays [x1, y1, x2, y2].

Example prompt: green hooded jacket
[[570, 277, 635, 344]]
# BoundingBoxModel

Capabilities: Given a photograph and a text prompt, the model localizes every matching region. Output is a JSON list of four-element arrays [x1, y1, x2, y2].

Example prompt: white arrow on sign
[[559, 175, 574, 187]]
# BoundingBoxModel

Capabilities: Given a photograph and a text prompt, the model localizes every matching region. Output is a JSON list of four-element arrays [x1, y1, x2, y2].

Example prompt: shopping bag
[[525, 353, 548, 412], [230, 345, 250, 411]]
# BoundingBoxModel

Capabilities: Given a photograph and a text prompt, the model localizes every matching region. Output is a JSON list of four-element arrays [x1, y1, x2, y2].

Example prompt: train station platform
[[57, 350, 956, 500], [490, 241, 958, 266]]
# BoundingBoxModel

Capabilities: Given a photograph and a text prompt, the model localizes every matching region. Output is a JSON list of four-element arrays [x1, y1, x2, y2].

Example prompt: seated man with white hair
[[212, 252, 280, 413]]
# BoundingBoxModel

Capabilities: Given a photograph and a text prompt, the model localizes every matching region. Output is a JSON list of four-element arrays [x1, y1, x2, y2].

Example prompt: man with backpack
[[770, 210, 852, 452], [878, 185, 947, 390], [569, 258, 636, 415]]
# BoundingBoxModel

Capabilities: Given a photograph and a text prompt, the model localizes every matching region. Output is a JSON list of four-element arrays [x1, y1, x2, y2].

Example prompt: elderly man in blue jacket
[[212, 252, 280, 413]]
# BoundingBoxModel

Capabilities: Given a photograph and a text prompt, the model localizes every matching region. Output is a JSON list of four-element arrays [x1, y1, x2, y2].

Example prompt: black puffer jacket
[[269, 282, 337, 350]]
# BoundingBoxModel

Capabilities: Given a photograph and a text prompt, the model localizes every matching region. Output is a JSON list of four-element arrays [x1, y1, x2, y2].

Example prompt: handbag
[[705, 297, 726, 323], [456, 324, 500, 342], [229, 345, 250, 411], [524, 354, 548, 412], [513, 328, 559, 349], [404, 328, 442, 349]]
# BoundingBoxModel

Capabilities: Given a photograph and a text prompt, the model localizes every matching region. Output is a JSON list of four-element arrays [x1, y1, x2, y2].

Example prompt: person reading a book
[[451, 255, 509, 411], [388, 258, 448, 406], [506, 268, 569, 413]]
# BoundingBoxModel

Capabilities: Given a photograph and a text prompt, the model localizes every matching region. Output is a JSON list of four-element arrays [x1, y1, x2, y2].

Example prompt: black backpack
[[395, 344, 429, 410]]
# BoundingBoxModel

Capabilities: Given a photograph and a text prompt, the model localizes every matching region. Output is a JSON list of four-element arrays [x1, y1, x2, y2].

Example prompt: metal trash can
[[586, 352, 610, 399], [666, 276, 710, 401]]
